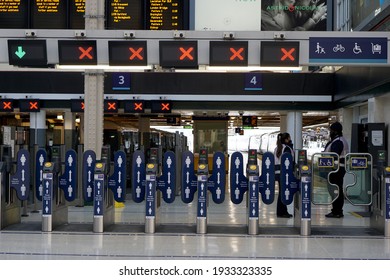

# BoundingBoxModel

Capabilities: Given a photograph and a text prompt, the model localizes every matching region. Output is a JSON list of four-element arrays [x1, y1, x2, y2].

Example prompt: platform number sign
[[112, 73, 130, 91], [245, 73, 262, 91]]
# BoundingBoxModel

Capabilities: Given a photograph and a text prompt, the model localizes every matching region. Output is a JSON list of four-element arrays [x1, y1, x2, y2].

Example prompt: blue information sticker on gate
[[351, 157, 367, 169]]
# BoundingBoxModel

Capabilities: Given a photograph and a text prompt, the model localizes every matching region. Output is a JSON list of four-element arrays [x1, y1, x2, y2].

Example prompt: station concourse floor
[[0, 192, 390, 260]]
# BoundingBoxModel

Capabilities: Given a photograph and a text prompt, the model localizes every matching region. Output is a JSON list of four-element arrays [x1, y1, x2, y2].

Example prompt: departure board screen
[[32, 0, 67, 29], [0, 0, 29, 28], [106, 0, 143, 30], [146, 0, 188, 30], [69, 0, 85, 29]]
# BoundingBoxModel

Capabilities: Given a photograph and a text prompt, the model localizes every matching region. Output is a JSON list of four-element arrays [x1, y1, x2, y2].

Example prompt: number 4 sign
[[244, 73, 263, 91]]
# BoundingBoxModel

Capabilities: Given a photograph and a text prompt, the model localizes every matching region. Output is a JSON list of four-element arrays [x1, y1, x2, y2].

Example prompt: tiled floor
[[0, 193, 389, 260]]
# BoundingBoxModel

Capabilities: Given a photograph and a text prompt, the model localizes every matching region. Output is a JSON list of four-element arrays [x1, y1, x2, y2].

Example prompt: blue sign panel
[[318, 156, 334, 168], [157, 151, 176, 203], [10, 149, 30, 201], [301, 176, 311, 219], [245, 73, 263, 91], [35, 149, 47, 201], [181, 151, 197, 203], [208, 152, 226, 204], [259, 152, 275, 205], [309, 37, 387, 64], [59, 149, 77, 202], [93, 174, 105, 216], [82, 150, 96, 202], [350, 157, 368, 169], [145, 178, 157, 217], [108, 150, 127, 202], [248, 176, 259, 218], [280, 153, 299, 205], [42, 173, 53, 216], [131, 150, 146, 203], [197, 177, 208, 218], [230, 152, 248, 204], [112, 72, 130, 90]]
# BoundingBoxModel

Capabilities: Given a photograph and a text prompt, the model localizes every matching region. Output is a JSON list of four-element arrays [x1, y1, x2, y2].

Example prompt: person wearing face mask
[[324, 122, 349, 218], [274, 132, 294, 218]]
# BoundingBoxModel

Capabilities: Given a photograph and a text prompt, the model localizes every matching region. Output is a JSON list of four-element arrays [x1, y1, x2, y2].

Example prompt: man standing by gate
[[324, 122, 349, 218]]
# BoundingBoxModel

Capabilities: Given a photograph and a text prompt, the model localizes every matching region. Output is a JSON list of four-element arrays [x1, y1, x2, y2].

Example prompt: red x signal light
[[230, 48, 245, 61], [0, 100, 13, 112], [104, 100, 118, 113], [281, 48, 296, 61], [179, 47, 194, 61], [79, 46, 94, 60]]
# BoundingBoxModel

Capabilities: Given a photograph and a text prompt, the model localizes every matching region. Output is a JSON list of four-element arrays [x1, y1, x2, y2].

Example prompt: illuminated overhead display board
[[0, 99, 14, 112], [260, 41, 300, 67], [124, 100, 145, 113], [151, 100, 172, 113], [109, 41, 147, 66], [209, 41, 248, 66], [31, 0, 67, 29], [0, 0, 29, 28], [58, 40, 97, 65], [106, 0, 143, 30], [146, 0, 189, 30], [8, 40, 47, 67], [19, 99, 40, 112], [69, 0, 85, 29], [159, 41, 198, 68]]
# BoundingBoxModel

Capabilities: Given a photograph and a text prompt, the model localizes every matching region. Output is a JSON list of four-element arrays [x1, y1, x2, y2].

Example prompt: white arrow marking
[[266, 173, 270, 185], [185, 156, 191, 168], [149, 208, 152, 215], [286, 174, 289, 185], [168, 172, 171, 184], [39, 154, 44, 166], [117, 186, 122, 198], [40, 170, 43, 181], [88, 171, 92, 182], [137, 171, 141, 183], [235, 157, 241, 169], [118, 171, 122, 183], [21, 169, 25, 181], [97, 207, 101, 214], [68, 155, 73, 166], [186, 172, 190, 184], [236, 172, 239, 184], [217, 172, 221, 184], [69, 170, 72, 182], [216, 157, 222, 168], [87, 155, 93, 167], [45, 206, 49, 213]]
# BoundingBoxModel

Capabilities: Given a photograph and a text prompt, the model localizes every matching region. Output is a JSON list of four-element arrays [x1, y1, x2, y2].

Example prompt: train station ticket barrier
[[0, 147, 30, 229], [132, 148, 176, 233], [41, 147, 77, 232], [230, 149, 275, 235], [311, 152, 373, 235], [181, 148, 226, 234], [91, 147, 127, 233]]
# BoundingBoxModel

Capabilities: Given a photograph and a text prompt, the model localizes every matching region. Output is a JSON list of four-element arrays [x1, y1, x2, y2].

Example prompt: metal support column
[[84, 0, 105, 159], [385, 167, 390, 238]]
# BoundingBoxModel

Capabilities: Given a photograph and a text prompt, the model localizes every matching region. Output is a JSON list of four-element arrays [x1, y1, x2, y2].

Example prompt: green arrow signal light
[[15, 46, 26, 59]]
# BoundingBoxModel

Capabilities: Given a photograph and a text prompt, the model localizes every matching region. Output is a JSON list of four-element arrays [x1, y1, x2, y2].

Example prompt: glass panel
[[345, 153, 373, 205], [311, 152, 340, 205]]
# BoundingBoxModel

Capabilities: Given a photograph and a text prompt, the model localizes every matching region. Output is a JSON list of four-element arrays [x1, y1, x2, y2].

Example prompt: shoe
[[325, 212, 344, 218], [277, 213, 293, 218]]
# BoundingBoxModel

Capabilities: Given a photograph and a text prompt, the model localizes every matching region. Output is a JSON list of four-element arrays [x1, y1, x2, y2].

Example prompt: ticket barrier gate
[[41, 147, 78, 232], [88, 148, 127, 233], [311, 152, 374, 234], [0, 147, 30, 229], [230, 150, 275, 235], [181, 149, 226, 234], [132, 148, 176, 233]]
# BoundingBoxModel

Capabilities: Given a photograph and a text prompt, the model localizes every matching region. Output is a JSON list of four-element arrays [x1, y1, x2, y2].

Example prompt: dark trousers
[[276, 175, 289, 215], [329, 169, 345, 214]]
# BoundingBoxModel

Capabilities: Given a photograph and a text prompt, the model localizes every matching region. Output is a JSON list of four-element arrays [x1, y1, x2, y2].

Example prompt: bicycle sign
[[350, 157, 368, 169], [318, 156, 334, 168]]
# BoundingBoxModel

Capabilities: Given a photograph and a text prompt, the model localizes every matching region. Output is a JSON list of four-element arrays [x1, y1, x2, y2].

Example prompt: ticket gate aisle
[[308, 152, 388, 236], [230, 149, 275, 235], [131, 147, 176, 233], [0, 145, 30, 229]]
